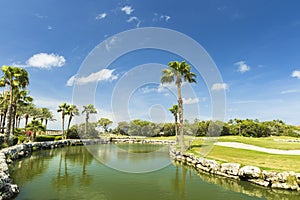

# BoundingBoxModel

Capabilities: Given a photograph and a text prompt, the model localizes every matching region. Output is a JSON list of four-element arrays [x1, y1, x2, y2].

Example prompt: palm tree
[[0, 65, 29, 143], [23, 103, 35, 127], [161, 61, 197, 152], [169, 104, 179, 143], [66, 105, 79, 138], [97, 118, 113, 133], [12, 89, 33, 131], [0, 91, 9, 133], [44, 109, 55, 130], [26, 120, 45, 141], [82, 104, 97, 136], [39, 107, 55, 130], [57, 103, 70, 139]]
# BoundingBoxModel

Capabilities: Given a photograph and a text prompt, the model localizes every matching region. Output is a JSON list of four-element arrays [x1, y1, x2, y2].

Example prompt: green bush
[[18, 135, 26, 143], [54, 136, 62, 141], [66, 127, 80, 139], [35, 135, 58, 142]]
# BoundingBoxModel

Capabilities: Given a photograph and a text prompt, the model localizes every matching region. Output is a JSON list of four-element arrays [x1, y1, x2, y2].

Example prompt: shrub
[[54, 136, 62, 141], [18, 135, 26, 143], [35, 135, 58, 142]]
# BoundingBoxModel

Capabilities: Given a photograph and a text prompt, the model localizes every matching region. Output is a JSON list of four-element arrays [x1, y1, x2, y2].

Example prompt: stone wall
[[169, 147, 300, 192]]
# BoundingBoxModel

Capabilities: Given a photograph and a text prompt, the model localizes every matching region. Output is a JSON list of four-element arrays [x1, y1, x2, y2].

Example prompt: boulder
[[238, 166, 261, 179], [220, 163, 240, 176]]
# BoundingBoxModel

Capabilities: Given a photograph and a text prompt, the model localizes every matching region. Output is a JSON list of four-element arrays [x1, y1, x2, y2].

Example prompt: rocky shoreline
[[169, 147, 300, 192]]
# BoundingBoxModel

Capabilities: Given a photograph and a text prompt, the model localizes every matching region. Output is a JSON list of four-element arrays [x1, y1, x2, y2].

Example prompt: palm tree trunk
[[62, 114, 65, 139], [4, 104, 12, 143], [17, 117, 21, 128], [25, 115, 29, 128], [85, 113, 89, 136], [177, 79, 185, 153], [0, 113, 3, 133], [2, 110, 7, 134], [66, 115, 73, 139], [174, 115, 178, 143], [45, 119, 48, 130], [10, 104, 16, 135]]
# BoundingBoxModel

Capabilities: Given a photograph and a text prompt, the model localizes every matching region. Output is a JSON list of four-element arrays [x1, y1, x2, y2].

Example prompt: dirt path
[[214, 142, 300, 155]]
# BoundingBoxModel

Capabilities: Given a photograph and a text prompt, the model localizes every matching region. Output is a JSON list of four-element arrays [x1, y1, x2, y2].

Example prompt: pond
[[9, 144, 300, 200]]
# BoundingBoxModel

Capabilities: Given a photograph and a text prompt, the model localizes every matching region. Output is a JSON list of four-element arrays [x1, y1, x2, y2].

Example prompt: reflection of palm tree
[[52, 150, 75, 191], [180, 165, 187, 200]]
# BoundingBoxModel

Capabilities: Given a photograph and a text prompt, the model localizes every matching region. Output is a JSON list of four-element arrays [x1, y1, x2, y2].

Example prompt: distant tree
[[66, 105, 79, 138], [57, 103, 70, 139], [26, 120, 45, 141], [82, 104, 97, 136], [97, 118, 113, 133], [169, 104, 178, 142]]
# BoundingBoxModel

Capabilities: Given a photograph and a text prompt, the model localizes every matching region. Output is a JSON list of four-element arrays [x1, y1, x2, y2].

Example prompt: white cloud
[[139, 86, 157, 94], [183, 97, 199, 105], [96, 12, 107, 20], [160, 15, 171, 22], [292, 70, 300, 79], [47, 26, 53, 30], [235, 61, 250, 73], [26, 53, 66, 69], [127, 16, 141, 27], [105, 36, 118, 51], [153, 13, 171, 22], [66, 69, 118, 86], [66, 74, 78, 86], [211, 83, 228, 91], [281, 89, 298, 94], [121, 6, 134, 15]]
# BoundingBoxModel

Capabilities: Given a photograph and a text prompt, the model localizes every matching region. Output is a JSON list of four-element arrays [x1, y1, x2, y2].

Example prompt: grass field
[[204, 146, 300, 172], [217, 136, 300, 150]]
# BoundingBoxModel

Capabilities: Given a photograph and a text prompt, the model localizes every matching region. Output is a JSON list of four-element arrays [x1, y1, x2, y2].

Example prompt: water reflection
[[8, 145, 300, 200], [86, 143, 171, 173]]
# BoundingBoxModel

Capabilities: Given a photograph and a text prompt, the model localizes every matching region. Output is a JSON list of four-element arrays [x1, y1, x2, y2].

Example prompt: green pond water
[[9, 144, 300, 200]]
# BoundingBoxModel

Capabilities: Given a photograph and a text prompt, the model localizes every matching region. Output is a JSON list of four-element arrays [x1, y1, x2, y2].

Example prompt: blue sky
[[1, 0, 300, 129]]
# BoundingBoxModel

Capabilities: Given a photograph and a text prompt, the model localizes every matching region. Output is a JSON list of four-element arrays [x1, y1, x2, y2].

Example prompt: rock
[[277, 172, 289, 183], [238, 166, 261, 179], [296, 173, 300, 185], [220, 163, 240, 176], [248, 179, 270, 187], [262, 170, 277, 183], [271, 182, 291, 189]]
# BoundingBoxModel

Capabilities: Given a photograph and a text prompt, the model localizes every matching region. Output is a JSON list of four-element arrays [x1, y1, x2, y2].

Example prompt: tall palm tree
[[11, 89, 33, 131], [39, 107, 55, 130], [43, 109, 55, 130], [161, 61, 197, 152], [23, 103, 35, 128], [169, 104, 179, 143], [66, 105, 79, 138], [57, 103, 70, 139], [0, 65, 29, 143], [0, 91, 9, 133], [82, 104, 97, 136]]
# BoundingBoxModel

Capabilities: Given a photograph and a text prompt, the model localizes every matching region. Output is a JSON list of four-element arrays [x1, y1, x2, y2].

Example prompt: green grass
[[188, 145, 300, 172], [217, 136, 300, 150]]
